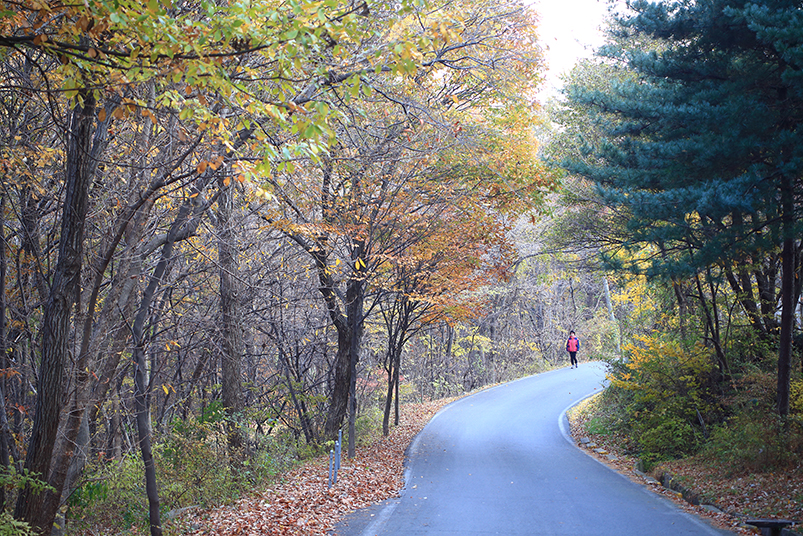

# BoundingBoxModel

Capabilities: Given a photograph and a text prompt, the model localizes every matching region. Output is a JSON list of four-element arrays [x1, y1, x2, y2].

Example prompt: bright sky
[[532, 0, 611, 99]]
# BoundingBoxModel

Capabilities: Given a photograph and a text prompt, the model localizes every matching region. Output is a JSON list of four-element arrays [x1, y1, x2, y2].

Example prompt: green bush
[[702, 412, 802, 475], [638, 417, 696, 459], [725, 326, 778, 370], [0, 467, 50, 536], [68, 453, 150, 530], [0, 513, 34, 536], [700, 371, 803, 474], [354, 408, 382, 446]]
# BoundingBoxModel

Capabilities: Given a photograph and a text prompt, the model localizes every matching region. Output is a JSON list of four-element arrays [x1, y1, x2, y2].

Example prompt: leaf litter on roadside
[[181, 399, 453, 536]]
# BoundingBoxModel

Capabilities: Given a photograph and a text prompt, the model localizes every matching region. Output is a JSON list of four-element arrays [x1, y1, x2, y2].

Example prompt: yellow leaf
[[162, 385, 169, 395]]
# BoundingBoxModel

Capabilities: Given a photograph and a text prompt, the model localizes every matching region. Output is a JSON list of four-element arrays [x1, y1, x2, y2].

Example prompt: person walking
[[566, 330, 580, 368]]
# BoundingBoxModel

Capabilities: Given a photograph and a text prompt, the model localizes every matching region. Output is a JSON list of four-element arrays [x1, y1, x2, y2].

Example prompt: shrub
[[702, 412, 802, 475], [700, 371, 803, 474], [0, 513, 34, 536], [791, 379, 803, 415], [354, 408, 383, 447], [0, 467, 50, 536], [607, 334, 719, 462], [725, 326, 778, 369], [68, 453, 150, 530], [68, 415, 300, 534]]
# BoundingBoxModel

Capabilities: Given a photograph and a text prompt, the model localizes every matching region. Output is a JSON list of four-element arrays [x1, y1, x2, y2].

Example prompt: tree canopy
[[558, 0, 803, 417], [0, 0, 551, 532]]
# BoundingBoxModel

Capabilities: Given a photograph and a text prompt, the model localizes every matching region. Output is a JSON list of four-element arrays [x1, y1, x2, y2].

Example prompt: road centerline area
[[337, 362, 734, 536]]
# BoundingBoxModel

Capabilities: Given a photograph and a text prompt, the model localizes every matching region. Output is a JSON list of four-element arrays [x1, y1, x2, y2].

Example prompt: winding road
[[336, 362, 734, 535]]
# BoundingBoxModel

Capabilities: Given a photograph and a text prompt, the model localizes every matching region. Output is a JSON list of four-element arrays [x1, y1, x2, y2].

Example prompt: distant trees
[[558, 0, 803, 417]]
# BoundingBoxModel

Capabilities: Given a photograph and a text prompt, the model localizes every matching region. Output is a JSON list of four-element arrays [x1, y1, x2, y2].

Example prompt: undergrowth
[[600, 332, 803, 474], [66, 417, 302, 534]]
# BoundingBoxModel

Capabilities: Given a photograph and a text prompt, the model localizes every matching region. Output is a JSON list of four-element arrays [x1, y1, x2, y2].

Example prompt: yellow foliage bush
[[607, 334, 719, 464]]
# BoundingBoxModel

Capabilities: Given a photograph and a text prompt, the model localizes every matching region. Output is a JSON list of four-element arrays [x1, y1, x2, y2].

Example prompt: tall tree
[[559, 0, 803, 416], [13, 86, 97, 528], [257, 0, 547, 442]]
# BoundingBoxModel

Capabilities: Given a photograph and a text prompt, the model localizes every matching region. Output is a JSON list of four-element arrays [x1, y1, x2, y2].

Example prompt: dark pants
[[569, 352, 577, 367]]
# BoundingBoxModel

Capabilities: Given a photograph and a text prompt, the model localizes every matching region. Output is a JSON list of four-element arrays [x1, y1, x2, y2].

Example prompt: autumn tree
[[1, 0, 450, 531], [252, 0, 548, 450]]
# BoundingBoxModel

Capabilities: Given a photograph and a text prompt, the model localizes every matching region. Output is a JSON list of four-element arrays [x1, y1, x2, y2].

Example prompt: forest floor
[[174, 389, 802, 536], [176, 397, 457, 536]]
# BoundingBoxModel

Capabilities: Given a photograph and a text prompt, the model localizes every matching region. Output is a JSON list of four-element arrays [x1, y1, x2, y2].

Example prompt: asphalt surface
[[335, 362, 735, 535]]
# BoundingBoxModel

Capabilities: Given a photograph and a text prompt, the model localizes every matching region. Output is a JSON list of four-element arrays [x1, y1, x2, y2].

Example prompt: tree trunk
[[217, 177, 244, 452], [777, 176, 795, 418], [38, 95, 118, 534], [346, 274, 364, 459], [15, 91, 96, 531], [0, 192, 8, 511], [310, 238, 351, 440], [132, 250, 175, 536], [381, 296, 401, 437], [325, 328, 351, 439], [382, 361, 395, 437], [694, 272, 727, 374], [393, 350, 400, 426], [129, 179, 211, 536]]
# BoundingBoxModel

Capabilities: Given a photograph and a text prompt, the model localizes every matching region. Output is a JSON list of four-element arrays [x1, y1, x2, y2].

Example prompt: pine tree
[[560, 0, 803, 417]]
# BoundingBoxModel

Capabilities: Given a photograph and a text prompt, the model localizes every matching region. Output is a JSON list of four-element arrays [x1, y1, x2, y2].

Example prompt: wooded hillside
[[0, 0, 581, 533]]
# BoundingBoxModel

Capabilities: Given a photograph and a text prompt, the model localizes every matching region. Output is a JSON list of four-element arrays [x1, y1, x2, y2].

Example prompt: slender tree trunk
[[129, 187, 208, 536], [15, 91, 96, 531], [0, 192, 8, 511], [132, 251, 175, 536], [393, 350, 400, 426], [694, 272, 727, 373], [777, 177, 795, 418], [382, 362, 395, 437], [217, 177, 244, 452], [603, 277, 622, 353], [382, 297, 400, 437]]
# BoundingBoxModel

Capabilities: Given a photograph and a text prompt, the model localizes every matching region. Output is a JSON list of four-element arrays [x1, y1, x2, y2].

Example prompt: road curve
[[335, 362, 734, 535]]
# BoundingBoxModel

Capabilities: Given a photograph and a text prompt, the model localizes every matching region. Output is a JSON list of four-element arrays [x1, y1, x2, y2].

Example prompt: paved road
[[335, 362, 734, 535]]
